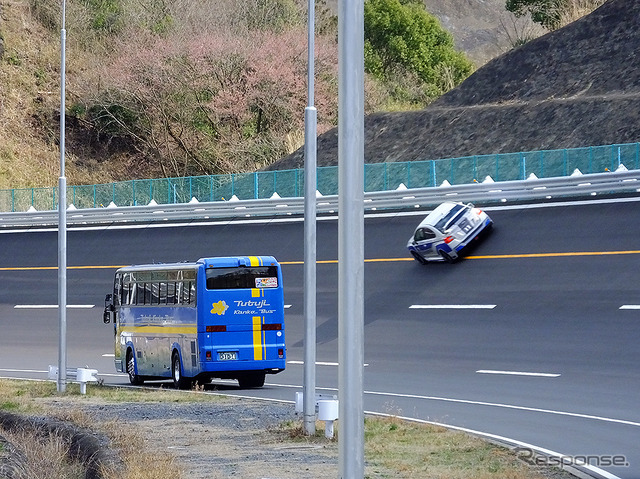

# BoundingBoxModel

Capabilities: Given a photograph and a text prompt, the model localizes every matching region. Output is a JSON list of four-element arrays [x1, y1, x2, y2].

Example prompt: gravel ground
[[43, 396, 342, 479], [24, 393, 583, 479]]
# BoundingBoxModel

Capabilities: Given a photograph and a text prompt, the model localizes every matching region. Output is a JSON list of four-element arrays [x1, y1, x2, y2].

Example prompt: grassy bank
[[0, 379, 571, 479]]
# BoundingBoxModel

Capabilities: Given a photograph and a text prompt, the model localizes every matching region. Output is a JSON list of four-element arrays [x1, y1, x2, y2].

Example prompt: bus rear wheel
[[237, 372, 266, 389], [172, 352, 192, 390], [126, 350, 144, 386]]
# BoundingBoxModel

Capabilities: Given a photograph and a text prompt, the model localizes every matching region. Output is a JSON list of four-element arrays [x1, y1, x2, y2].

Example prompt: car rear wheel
[[439, 250, 456, 264], [411, 251, 428, 265]]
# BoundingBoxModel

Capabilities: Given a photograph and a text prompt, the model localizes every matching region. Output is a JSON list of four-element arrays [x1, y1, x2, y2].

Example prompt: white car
[[407, 202, 493, 263]]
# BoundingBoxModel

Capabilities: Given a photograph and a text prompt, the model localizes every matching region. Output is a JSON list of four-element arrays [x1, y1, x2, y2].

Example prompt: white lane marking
[[287, 360, 369, 367], [0, 368, 47, 374], [410, 304, 496, 309], [102, 354, 115, 358], [284, 304, 292, 309], [364, 390, 640, 428], [620, 305, 640, 309], [273, 383, 640, 427], [14, 304, 95, 309], [477, 370, 561, 378]]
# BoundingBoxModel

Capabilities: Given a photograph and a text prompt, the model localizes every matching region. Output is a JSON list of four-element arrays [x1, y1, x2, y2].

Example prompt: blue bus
[[103, 256, 286, 389]]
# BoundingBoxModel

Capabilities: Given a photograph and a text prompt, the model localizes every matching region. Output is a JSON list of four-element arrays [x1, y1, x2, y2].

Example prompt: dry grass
[[0, 0, 122, 190], [364, 416, 547, 479], [0, 379, 572, 479], [0, 379, 226, 479], [0, 0, 64, 189], [98, 421, 182, 479], [558, 0, 607, 28], [0, 428, 86, 479]]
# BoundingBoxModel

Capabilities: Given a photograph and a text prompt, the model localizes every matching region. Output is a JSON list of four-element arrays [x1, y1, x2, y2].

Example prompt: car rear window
[[434, 204, 466, 232]]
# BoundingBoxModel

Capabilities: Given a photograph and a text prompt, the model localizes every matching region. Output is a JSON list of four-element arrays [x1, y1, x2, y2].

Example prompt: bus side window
[[167, 282, 176, 305], [182, 281, 191, 305], [176, 282, 183, 305], [181, 280, 196, 305], [128, 283, 136, 305], [151, 282, 160, 305], [189, 281, 196, 305], [137, 283, 146, 305]]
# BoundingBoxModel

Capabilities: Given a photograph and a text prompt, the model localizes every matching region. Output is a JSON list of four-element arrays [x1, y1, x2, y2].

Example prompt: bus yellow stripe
[[253, 316, 263, 360], [249, 256, 260, 267], [251, 288, 263, 298], [120, 325, 197, 335]]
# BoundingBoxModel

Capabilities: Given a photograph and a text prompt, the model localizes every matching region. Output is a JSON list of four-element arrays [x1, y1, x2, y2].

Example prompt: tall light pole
[[57, 0, 68, 393], [338, 0, 365, 477], [303, 0, 318, 436]]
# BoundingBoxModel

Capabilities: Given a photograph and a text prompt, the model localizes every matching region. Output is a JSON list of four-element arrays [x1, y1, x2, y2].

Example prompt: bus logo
[[211, 300, 229, 316]]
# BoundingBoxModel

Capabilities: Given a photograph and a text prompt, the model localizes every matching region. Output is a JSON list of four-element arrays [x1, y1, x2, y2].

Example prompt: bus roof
[[116, 256, 279, 273]]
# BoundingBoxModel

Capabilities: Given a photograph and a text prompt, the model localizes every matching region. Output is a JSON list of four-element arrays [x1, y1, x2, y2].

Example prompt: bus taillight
[[278, 348, 284, 358], [262, 324, 282, 331], [206, 325, 227, 332]]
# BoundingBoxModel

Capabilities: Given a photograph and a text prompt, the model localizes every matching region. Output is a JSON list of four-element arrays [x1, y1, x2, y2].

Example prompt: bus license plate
[[218, 351, 238, 361]]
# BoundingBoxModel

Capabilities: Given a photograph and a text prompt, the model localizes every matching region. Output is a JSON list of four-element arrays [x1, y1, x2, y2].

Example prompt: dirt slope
[[267, 0, 640, 171]]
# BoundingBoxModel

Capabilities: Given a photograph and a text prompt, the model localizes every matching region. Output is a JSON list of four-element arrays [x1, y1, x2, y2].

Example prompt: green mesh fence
[[1, 142, 639, 212]]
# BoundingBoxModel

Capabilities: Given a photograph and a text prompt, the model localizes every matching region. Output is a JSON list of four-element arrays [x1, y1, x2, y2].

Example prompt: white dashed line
[[14, 304, 95, 309], [477, 370, 561, 378], [409, 304, 496, 309]]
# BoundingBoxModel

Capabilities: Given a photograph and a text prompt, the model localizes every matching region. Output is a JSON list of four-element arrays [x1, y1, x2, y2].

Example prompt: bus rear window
[[206, 266, 279, 290]]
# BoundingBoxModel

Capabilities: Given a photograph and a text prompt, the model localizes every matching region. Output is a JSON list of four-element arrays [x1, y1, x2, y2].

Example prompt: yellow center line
[[468, 250, 640, 259], [0, 265, 128, 271], [2, 250, 639, 272]]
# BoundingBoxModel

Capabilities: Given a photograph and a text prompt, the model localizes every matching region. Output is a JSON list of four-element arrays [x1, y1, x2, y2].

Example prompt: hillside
[[268, 0, 640, 171], [0, 0, 531, 190]]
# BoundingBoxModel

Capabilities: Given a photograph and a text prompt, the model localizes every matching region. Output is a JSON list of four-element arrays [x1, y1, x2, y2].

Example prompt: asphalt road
[[0, 198, 639, 479]]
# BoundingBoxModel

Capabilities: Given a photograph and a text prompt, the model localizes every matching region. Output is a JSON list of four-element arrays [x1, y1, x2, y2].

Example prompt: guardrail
[[0, 168, 638, 229]]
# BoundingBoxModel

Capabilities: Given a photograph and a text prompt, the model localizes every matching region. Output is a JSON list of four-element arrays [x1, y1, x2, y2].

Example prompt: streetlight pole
[[338, 0, 365, 476], [57, 0, 68, 393], [303, 0, 318, 436]]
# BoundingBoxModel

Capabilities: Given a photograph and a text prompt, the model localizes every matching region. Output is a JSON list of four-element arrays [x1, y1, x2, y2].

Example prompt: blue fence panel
[[473, 154, 498, 182], [317, 166, 338, 196], [365, 163, 385, 192], [210, 175, 232, 201], [538, 150, 565, 178], [2, 142, 640, 212], [494, 152, 523, 181], [113, 180, 135, 206], [615, 143, 640, 171], [273, 169, 300, 197], [0, 190, 12, 212], [229, 172, 256, 200], [450, 156, 477, 185], [563, 147, 590, 175], [387, 162, 410, 189], [187, 175, 211, 202], [257, 171, 277, 199], [32, 188, 56, 211], [405, 160, 434, 188], [13, 188, 39, 211]]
